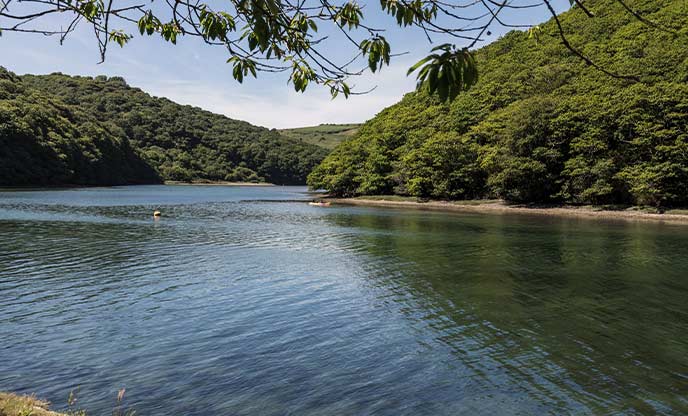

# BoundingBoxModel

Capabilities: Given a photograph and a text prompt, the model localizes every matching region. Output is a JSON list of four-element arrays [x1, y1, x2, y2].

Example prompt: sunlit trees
[[308, 0, 688, 207]]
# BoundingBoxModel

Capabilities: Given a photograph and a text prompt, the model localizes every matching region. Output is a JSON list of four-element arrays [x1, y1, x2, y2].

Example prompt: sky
[[0, 1, 570, 128]]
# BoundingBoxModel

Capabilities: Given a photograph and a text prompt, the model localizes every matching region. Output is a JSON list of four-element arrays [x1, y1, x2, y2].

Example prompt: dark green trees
[[1, 68, 327, 186], [22, 73, 328, 185], [0, 68, 159, 186]]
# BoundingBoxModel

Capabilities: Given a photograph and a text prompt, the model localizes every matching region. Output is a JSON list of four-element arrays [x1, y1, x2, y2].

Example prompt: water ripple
[[1, 186, 688, 415]]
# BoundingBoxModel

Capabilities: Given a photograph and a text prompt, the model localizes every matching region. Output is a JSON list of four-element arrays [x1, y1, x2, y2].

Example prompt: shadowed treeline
[[0, 68, 327, 186]]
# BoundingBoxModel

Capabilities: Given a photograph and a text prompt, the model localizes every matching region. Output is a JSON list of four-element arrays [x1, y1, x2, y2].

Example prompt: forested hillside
[[1, 69, 328, 186], [0, 68, 160, 186], [308, 0, 688, 207]]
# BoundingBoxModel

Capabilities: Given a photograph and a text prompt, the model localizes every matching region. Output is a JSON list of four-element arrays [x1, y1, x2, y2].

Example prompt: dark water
[[1, 186, 687, 415]]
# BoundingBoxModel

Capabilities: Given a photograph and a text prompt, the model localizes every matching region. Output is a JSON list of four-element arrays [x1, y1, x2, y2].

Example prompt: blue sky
[[0, 1, 569, 128]]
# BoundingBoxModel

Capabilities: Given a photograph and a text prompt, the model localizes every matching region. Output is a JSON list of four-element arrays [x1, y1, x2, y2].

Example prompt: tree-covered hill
[[308, 0, 688, 207], [0, 68, 160, 186], [21, 73, 328, 185], [1, 69, 328, 186]]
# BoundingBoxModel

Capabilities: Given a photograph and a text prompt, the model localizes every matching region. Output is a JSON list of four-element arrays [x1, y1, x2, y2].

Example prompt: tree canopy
[[0, 67, 160, 186], [0, 0, 679, 101], [307, 0, 688, 208], [1, 67, 328, 186]]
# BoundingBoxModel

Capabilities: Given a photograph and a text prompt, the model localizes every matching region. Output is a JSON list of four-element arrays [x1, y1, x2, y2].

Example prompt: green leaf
[[407, 44, 478, 102]]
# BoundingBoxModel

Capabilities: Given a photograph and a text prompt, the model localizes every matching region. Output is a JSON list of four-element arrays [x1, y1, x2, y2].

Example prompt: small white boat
[[309, 201, 331, 207]]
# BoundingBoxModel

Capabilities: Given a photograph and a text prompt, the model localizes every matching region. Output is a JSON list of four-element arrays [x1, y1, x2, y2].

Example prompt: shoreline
[[325, 197, 688, 224], [0, 182, 162, 190], [0, 181, 277, 190], [164, 180, 274, 186]]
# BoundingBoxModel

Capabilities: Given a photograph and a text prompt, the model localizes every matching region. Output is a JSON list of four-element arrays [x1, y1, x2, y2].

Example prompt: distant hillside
[[279, 124, 360, 150], [0, 69, 328, 186], [308, 0, 688, 207]]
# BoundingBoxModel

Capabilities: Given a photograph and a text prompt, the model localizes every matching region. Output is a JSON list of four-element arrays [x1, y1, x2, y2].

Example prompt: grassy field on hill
[[279, 124, 360, 150]]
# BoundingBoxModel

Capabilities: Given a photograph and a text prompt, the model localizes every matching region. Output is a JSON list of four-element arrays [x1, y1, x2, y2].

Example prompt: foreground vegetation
[[1, 68, 328, 186], [308, 0, 688, 208], [0, 392, 65, 416], [0, 390, 134, 416], [279, 124, 360, 150]]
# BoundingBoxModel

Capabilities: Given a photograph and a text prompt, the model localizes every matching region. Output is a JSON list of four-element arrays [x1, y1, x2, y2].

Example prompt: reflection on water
[[1, 186, 687, 415]]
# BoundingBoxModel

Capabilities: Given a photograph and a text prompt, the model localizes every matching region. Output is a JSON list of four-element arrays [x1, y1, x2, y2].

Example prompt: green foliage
[[309, 0, 688, 207], [408, 44, 478, 102], [2, 0, 489, 100], [2, 70, 327, 186], [360, 36, 391, 73], [476, 97, 565, 203], [0, 67, 159, 186], [398, 132, 485, 199], [380, 0, 437, 27], [333, 2, 363, 29]]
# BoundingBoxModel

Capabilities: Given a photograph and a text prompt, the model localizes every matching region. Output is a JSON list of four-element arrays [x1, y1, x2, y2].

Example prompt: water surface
[[1, 185, 687, 415]]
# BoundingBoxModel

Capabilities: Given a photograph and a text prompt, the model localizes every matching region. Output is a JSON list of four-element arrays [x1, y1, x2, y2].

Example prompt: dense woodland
[[0, 69, 327, 186], [308, 0, 688, 207], [0, 68, 159, 186]]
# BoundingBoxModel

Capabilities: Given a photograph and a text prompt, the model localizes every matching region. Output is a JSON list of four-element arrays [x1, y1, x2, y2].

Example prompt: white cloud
[[0, 8, 428, 129], [1, 0, 565, 129], [138, 58, 417, 129]]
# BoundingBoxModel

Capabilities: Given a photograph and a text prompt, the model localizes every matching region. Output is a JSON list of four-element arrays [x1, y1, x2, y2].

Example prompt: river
[[1, 185, 687, 415]]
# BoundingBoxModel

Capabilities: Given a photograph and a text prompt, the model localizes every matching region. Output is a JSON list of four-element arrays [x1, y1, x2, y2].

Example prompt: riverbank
[[325, 196, 688, 224], [164, 180, 274, 186], [0, 181, 162, 190], [1, 181, 277, 190], [0, 392, 65, 416]]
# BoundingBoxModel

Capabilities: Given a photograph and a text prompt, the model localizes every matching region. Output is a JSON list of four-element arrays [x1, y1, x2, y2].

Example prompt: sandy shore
[[325, 197, 688, 224], [164, 180, 274, 186]]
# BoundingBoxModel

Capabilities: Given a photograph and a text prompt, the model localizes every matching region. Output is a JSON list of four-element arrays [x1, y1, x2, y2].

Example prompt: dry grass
[[1, 390, 133, 416], [0, 392, 65, 416]]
